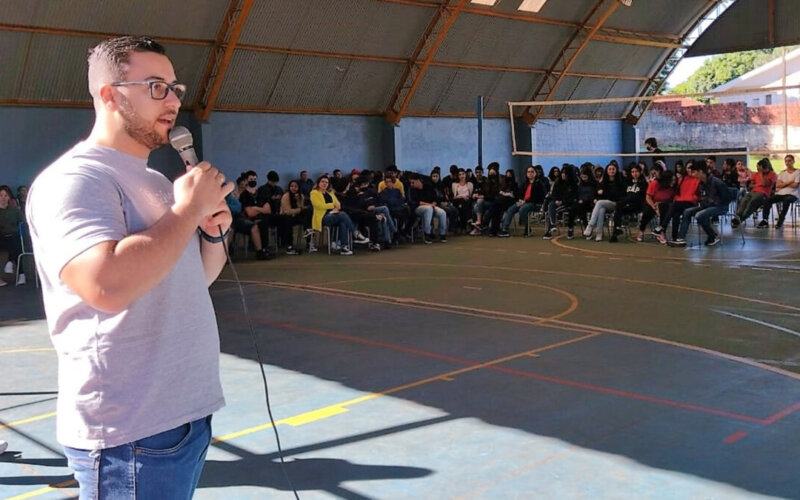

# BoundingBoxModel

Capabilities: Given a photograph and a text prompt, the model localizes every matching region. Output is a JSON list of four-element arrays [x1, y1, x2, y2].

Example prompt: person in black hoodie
[[341, 170, 381, 251], [568, 164, 598, 239], [483, 166, 516, 236], [498, 166, 548, 237], [583, 162, 624, 241], [430, 168, 458, 230], [543, 166, 578, 239], [609, 164, 648, 242]]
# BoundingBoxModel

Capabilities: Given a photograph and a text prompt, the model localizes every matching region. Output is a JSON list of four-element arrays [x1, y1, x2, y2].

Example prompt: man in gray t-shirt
[[26, 36, 232, 499]]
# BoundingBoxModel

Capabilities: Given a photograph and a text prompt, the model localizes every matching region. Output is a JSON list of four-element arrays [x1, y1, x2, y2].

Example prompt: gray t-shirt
[[27, 141, 225, 450]]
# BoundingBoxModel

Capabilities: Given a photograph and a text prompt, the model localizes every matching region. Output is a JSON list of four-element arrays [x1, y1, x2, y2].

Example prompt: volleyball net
[[508, 84, 800, 169]]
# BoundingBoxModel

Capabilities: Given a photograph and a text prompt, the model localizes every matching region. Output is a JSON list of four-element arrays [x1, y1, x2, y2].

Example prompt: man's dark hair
[[267, 170, 279, 182], [688, 161, 708, 174], [245, 170, 258, 178], [705, 155, 716, 163], [645, 137, 657, 148], [88, 36, 166, 82]]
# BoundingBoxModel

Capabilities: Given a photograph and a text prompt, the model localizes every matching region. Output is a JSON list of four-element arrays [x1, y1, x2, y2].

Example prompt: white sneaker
[[582, 227, 593, 238], [340, 246, 353, 256], [353, 232, 370, 245], [0, 440, 7, 454], [330, 241, 341, 252], [308, 244, 318, 253], [0, 278, 6, 287], [16, 274, 26, 286], [3, 261, 13, 274]]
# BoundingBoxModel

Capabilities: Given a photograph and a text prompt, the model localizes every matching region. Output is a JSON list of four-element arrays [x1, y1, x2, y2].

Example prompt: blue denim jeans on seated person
[[322, 211, 357, 246], [678, 205, 728, 240], [415, 205, 447, 235], [63, 416, 212, 500], [501, 202, 537, 232]]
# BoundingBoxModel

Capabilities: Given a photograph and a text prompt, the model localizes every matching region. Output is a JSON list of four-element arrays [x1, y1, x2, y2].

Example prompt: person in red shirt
[[638, 165, 675, 243], [662, 159, 700, 242], [732, 158, 776, 227]]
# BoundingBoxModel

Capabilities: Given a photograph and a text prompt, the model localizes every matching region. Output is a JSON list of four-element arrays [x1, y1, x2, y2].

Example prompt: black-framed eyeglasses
[[110, 80, 187, 101]]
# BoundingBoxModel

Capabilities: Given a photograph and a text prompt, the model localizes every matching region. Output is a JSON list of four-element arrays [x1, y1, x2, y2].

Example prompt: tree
[[668, 47, 795, 96]]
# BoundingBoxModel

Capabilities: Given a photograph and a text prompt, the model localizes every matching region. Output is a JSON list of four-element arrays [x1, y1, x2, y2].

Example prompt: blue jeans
[[501, 202, 537, 231], [587, 200, 616, 234], [372, 205, 396, 242], [415, 205, 447, 235], [678, 205, 728, 239], [322, 211, 356, 246], [63, 416, 212, 500]]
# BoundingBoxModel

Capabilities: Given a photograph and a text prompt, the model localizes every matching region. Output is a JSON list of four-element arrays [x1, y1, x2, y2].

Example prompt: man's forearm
[[201, 235, 229, 286]]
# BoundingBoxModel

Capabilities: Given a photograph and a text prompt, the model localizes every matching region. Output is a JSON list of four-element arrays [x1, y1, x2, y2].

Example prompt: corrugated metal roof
[[687, 0, 800, 56], [240, 0, 432, 59], [215, 50, 287, 108], [0, 0, 226, 41], [604, 0, 707, 36], [2, 0, 786, 121], [571, 41, 664, 77], [0, 31, 30, 99], [485, 71, 541, 114], [16, 34, 99, 102], [437, 13, 572, 69]]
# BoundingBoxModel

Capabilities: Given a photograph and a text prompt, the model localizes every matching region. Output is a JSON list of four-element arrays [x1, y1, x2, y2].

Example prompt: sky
[[665, 55, 711, 88]]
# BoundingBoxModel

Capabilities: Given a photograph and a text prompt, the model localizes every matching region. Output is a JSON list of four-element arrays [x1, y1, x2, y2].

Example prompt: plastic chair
[[16, 222, 38, 288]]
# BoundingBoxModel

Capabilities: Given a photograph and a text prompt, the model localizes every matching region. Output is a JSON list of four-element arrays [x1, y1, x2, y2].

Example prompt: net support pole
[[477, 95, 484, 168]]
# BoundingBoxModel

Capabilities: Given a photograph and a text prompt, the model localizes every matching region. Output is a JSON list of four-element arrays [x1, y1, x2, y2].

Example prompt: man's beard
[[117, 94, 167, 151]]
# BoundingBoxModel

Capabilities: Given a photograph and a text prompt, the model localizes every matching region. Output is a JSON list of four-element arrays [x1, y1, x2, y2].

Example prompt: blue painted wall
[[0, 107, 94, 189], [0, 107, 197, 188], [531, 119, 624, 169], [3, 108, 629, 193], [201, 112, 386, 183], [394, 117, 515, 176]]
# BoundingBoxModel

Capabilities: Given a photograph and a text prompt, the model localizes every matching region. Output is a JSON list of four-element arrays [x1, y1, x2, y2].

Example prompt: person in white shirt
[[759, 154, 799, 229]]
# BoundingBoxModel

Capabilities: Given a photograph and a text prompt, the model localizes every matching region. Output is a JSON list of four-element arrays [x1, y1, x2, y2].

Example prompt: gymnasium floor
[[2, 223, 800, 499]]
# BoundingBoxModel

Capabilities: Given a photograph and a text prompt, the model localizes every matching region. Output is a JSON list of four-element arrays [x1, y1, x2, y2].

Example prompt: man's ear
[[98, 84, 119, 111]]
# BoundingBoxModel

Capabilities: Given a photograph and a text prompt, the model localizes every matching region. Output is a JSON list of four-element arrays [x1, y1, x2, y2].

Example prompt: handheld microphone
[[169, 126, 198, 170]]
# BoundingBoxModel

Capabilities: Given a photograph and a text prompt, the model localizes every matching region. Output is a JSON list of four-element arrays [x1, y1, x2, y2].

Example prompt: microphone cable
[[216, 224, 300, 499]]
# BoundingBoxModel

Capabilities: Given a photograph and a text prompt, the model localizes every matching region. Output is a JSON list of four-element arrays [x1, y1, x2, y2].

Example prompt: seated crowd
[[0, 184, 29, 286], [227, 152, 798, 257]]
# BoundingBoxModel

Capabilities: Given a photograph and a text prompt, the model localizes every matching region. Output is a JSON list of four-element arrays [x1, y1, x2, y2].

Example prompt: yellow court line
[[0, 412, 57, 431], [4, 479, 76, 500], [0, 348, 54, 355], [212, 332, 600, 444]]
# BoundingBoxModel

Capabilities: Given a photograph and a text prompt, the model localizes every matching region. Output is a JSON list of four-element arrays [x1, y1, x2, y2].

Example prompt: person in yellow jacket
[[310, 175, 369, 255]]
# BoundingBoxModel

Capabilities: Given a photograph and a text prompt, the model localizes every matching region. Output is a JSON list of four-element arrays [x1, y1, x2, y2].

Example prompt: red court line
[[220, 312, 775, 425], [762, 400, 800, 424], [724, 431, 749, 444]]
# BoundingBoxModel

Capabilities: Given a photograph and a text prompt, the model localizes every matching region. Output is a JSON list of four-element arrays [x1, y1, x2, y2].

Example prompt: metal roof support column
[[384, 0, 469, 125], [623, 0, 724, 125], [194, 0, 254, 122], [520, 0, 619, 126]]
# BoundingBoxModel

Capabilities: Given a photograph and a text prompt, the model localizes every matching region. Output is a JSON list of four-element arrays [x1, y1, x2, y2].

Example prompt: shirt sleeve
[[29, 166, 127, 280]]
